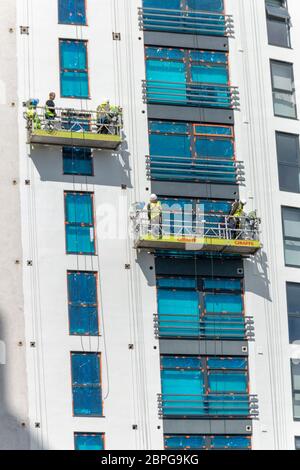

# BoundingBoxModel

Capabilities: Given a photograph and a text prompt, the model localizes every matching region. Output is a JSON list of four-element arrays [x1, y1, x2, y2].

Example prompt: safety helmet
[[150, 194, 158, 202], [240, 199, 247, 205], [28, 98, 39, 108]]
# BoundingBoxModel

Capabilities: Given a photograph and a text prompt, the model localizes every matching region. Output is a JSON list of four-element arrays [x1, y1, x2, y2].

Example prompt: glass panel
[[276, 132, 300, 165], [72, 353, 102, 416], [72, 353, 100, 384], [273, 91, 297, 118], [191, 65, 228, 84], [149, 121, 189, 133], [267, 18, 290, 48], [288, 316, 300, 344], [187, 0, 224, 11], [161, 356, 201, 369], [195, 137, 233, 157], [60, 40, 87, 70], [287, 283, 300, 315], [164, 435, 205, 450], [278, 164, 300, 193], [284, 239, 300, 267], [150, 134, 191, 157], [66, 193, 93, 225], [292, 361, 300, 389], [272, 61, 293, 91], [66, 226, 95, 254], [59, 0, 86, 25], [203, 279, 241, 290], [75, 434, 104, 451], [207, 357, 247, 369], [209, 372, 247, 392], [157, 278, 197, 288], [195, 125, 232, 136], [68, 272, 98, 336], [158, 289, 199, 315], [283, 207, 300, 238], [63, 147, 93, 176], [73, 386, 102, 416], [211, 436, 250, 449], [204, 293, 243, 313], [146, 60, 186, 83], [60, 71, 89, 98]]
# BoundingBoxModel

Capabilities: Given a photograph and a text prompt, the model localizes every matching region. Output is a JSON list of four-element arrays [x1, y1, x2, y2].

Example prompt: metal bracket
[[112, 32, 121, 41], [20, 26, 29, 35]]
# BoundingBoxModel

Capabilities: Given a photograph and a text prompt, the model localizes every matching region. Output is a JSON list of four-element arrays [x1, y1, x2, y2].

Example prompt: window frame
[[270, 60, 297, 119], [286, 282, 300, 344], [59, 38, 90, 99], [64, 191, 96, 255], [265, 0, 291, 49], [282, 206, 300, 268], [58, 0, 87, 26], [276, 131, 300, 193], [70, 352, 103, 418], [67, 270, 100, 337]]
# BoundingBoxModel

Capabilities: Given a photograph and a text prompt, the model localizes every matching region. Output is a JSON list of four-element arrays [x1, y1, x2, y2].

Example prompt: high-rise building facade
[[0, 0, 300, 451]]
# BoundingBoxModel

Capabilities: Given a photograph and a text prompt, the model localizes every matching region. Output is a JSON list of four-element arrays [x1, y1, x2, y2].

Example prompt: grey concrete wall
[[0, 0, 30, 450]]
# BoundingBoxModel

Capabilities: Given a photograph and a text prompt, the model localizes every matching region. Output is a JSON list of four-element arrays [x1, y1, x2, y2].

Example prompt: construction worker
[[97, 100, 110, 134], [45, 92, 56, 119], [25, 99, 41, 130], [147, 194, 162, 238], [109, 104, 123, 135], [228, 199, 247, 239]]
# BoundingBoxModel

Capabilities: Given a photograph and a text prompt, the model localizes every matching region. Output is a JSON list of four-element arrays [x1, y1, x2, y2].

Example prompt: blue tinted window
[[142, 1, 225, 36], [71, 353, 102, 416], [211, 436, 250, 449], [160, 356, 249, 417], [148, 121, 236, 184], [58, 0, 86, 25], [63, 147, 93, 176], [65, 192, 95, 254], [68, 272, 99, 336], [60, 40, 89, 98], [75, 433, 104, 451], [145, 47, 230, 108], [164, 435, 250, 450], [165, 435, 206, 450]]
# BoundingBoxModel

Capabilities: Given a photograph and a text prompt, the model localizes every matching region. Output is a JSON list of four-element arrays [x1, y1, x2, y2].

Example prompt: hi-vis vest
[[233, 203, 244, 217], [148, 201, 162, 220]]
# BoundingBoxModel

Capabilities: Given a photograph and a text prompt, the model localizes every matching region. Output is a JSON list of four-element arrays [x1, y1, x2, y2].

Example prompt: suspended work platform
[[133, 208, 262, 256], [25, 106, 123, 150]]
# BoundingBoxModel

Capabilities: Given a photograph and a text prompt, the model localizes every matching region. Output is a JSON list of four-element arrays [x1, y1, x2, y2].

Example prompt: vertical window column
[[64, 191, 95, 255], [59, 39, 89, 99], [71, 352, 102, 417], [68, 271, 99, 336]]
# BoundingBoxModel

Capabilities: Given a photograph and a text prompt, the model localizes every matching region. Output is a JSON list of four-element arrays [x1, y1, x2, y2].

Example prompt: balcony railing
[[158, 393, 259, 419], [133, 209, 262, 255], [143, 80, 240, 109], [139, 7, 234, 37], [146, 155, 245, 185], [154, 314, 255, 341], [24, 106, 123, 150]]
